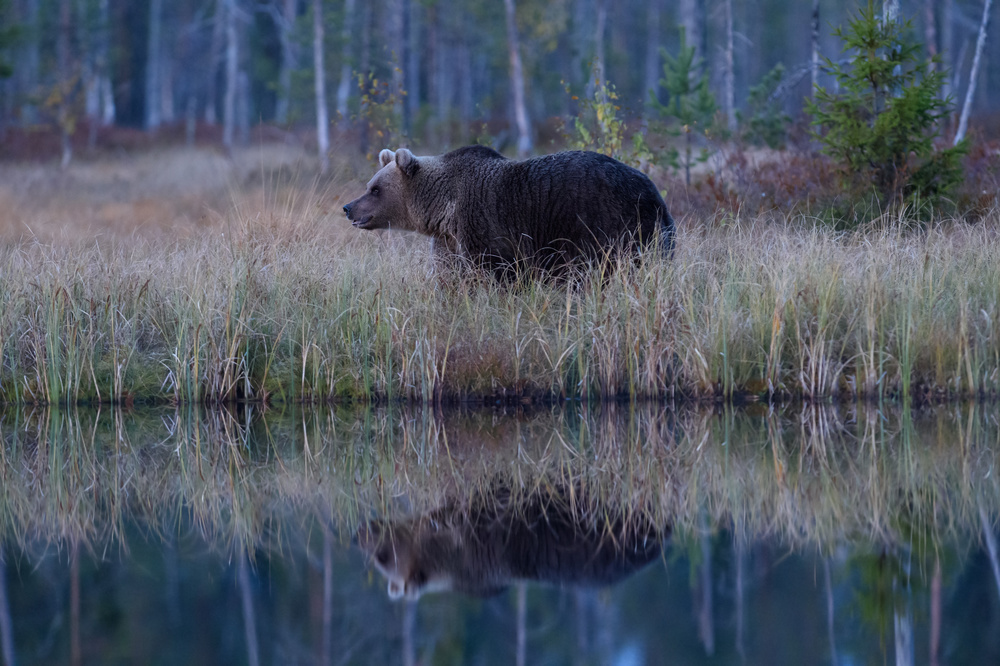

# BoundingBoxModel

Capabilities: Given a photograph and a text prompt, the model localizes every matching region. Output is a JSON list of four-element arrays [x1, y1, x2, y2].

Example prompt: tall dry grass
[[2, 149, 1000, 405]]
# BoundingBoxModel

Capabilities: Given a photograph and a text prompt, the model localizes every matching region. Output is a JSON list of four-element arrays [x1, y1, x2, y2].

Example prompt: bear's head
[[343, 148, 420, 231], [356, 517, 458, 601]]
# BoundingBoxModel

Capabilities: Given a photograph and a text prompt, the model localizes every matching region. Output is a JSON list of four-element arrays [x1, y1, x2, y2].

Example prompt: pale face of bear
[[357, 521, 454, 601], [342, 149, 419, 231]]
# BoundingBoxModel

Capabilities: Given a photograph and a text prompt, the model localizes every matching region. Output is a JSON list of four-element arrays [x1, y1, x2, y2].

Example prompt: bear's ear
[[395, 148, 420, 178], [378, 149, 395, 168]]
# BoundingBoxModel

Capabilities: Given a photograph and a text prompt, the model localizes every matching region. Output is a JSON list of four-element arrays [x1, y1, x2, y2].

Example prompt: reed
[[3, 159, 1000, 406]]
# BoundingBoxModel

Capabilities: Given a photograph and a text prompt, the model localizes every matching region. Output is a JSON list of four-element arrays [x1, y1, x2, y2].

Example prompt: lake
[[1, 402, 998, 664]]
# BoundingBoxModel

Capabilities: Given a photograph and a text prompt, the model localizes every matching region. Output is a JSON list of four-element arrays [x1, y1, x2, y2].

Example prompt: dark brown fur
[[356, 485, 667, 600], [344, 146, 674, 278]]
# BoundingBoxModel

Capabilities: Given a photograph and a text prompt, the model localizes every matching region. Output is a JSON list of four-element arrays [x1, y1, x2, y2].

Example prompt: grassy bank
[[2, 153, 1000, 406]]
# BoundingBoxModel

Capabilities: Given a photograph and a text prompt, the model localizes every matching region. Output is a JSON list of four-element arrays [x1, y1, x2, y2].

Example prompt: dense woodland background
[[0, 0, 997, 164]]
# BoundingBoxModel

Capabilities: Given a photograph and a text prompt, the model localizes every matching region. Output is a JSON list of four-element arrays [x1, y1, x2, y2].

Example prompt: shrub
[[806, 1, 965, 213]]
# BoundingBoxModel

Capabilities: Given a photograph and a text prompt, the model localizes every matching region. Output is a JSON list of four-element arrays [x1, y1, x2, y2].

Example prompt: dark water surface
[[1, 403, 999, 665]]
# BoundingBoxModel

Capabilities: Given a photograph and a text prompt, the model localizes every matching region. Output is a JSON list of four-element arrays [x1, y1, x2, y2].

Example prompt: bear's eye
[[370, 186, 380, 196]]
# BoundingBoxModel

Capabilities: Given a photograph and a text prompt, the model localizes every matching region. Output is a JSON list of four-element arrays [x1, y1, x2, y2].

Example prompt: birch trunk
[[405, 0, 420, 133], [644, 0, 661, 119], [76, 0, 97, 137], [811, 0, 821, 96], [58, 0, 72, 168], [942, 0, 954, 100], [335, 0, 356, 130], [593, 0, 607, 103], [883, 0, 900, 24], [275, 0, 298, 125], [146, 0, 163, 130], [955, 0, 994, 144], [358, 0, 372, 152], [504, 0, 532, 157], [314, 0, 330, 173], [724, 0, 736, 130], [925, 0, 939, 69], [223, 0, 238, 150], [97, 0, 114, 126]]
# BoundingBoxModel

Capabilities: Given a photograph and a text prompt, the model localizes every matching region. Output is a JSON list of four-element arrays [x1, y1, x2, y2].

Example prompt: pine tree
[[650, 27, 717, 187], [806, 1, 964, 211]]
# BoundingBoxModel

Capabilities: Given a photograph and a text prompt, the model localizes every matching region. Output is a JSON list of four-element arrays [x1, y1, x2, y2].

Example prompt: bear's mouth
[[351, 215, 374, 229]]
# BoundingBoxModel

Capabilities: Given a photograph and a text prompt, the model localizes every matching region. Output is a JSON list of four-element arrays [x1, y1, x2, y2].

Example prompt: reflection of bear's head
[[356, 517, 462, 600], [343, 149, 422, 232]]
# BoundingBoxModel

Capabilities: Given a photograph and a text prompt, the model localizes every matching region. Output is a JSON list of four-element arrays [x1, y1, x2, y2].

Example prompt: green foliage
[[650, 27, 718, 186], [738, 64, 790, 149], [356, 71, 406, 165], [564, 77, 651, 167], [806, 2, 965, 211]]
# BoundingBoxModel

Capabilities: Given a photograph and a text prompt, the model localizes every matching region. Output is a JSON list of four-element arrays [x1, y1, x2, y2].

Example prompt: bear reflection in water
[[357, 485, 667, 600]]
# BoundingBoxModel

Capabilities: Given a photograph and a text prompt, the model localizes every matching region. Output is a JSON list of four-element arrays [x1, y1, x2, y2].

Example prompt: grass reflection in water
[[0, 403, 998, 663]]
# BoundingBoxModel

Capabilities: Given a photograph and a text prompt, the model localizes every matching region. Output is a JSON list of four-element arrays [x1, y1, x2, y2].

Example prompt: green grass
[[3, 168, 1000, 406]]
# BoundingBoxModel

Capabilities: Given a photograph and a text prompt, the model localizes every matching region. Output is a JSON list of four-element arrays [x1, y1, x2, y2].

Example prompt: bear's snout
[[343, 202, 354, 217]]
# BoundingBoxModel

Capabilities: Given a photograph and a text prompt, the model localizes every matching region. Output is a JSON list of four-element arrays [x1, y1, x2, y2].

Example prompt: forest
[[0, 0, 998, 171]]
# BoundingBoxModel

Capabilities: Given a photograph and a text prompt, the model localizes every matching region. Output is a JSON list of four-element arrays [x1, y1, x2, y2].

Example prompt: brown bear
[[356, 484, 666, 600], [343, 146, 674, 278]]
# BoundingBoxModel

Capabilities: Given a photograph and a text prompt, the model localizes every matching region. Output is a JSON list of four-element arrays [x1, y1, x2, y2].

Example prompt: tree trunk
[[314, 0, 330, 172], [335, 0, 356, 130], [206, 0, 226, 124], [593, 0, 607, 103], [20, 0, 40, 124], [76, 0, 97, 143], [387, 0, 404, 122], [643, 0, 661, 120], [223, 0, 238, 150], [97, 0, 115, 126], [883, 0, 900, 24], [430, 0, 452, 144], [146, 0, 163, 130], [504, 0, 532, 157], [358, 0, 372, 153], [680, 0, 705, 76], [58, 0, 72, 168], [811, 0, 821, 97], [954, 0, 994, 144], [942, 0, 954, 100], [275, 0, 298, 125], [405, 0, 420, 134], [925, 0, 939, 68], [724, 0, 736, 130]]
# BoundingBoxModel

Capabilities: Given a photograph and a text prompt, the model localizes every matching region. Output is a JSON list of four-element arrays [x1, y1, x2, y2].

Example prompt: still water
[[0, 403, 999, 665]]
